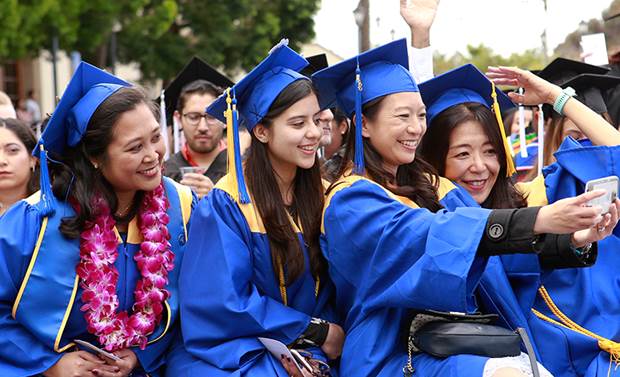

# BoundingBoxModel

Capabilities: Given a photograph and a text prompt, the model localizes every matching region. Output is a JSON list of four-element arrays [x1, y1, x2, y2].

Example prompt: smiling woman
[[165, 41, 343, 377], [0, 62, 195, 377], [420, 101, 527, 209], [311, 39, 619, 377]]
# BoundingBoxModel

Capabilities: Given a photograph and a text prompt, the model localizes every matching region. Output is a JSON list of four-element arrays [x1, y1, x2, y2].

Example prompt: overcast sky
[[313, 0, 614, 60]]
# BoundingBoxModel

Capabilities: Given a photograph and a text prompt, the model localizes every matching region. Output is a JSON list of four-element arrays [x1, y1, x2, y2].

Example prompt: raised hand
[[486, 66, 562, 106], [400, 0, 439, 48], [400, 0, 439, 30]]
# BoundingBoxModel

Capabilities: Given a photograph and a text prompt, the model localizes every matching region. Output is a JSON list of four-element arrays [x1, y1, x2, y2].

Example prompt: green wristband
[[552, 87, 576, 116]]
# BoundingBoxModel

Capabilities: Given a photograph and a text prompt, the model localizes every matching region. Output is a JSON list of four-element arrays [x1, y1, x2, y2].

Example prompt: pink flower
[[76, 182, 172, 352]]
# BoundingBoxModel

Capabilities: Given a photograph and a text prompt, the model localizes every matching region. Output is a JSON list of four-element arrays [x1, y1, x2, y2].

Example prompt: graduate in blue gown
[[0, 62, 195, 377], [418, 63, 620, 376], [311, 39, 615, 377], [487, 66, 620, 377], [165, 40, 343, 377]]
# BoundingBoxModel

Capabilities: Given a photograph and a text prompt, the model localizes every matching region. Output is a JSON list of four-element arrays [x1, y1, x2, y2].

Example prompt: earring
[[31, 165, 35, 172], [93, 163, 98, 169]]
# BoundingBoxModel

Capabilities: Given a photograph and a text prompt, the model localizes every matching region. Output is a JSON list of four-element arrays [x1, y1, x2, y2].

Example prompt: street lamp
[[353, 1, 366, 53]]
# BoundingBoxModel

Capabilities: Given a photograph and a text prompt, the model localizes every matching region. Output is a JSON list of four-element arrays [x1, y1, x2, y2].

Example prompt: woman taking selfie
[[312, 39, 617, 377]]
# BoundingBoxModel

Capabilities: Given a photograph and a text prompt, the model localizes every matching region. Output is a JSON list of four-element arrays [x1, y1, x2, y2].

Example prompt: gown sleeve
[[322, 179, 490, 316], [0, 201, 63, 376], [408, 45, 434, 84], [179, 188, 311, 369]]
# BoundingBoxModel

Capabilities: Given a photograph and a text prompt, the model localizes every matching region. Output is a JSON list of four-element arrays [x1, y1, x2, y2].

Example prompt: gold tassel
[[490, 82, 517, 177], [224, 89, 239, 203]]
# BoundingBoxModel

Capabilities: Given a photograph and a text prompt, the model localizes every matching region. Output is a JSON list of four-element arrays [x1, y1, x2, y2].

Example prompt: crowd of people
[[2, 1, 620, 376]]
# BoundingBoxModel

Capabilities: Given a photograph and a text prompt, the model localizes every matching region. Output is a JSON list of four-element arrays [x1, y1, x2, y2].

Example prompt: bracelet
[[574, 242, 593, 256], [552, 86, 576, 116]]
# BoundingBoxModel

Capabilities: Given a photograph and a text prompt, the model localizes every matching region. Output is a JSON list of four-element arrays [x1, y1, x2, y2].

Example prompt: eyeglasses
[[182, 112, 222, 127]]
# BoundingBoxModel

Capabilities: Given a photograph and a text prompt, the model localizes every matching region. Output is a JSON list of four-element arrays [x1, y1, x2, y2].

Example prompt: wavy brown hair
[[419, 102, 527, 209], [334, 95, 442, 212], [246, 79, 325, 285]]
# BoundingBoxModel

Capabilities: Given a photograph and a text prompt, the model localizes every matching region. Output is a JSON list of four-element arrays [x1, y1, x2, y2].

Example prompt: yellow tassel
[[490, 82, 517, 177], [224, 89, 239, 203]]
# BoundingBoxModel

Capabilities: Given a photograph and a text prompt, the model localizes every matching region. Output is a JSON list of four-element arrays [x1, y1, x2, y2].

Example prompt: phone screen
[[586, 177, 619, 214]]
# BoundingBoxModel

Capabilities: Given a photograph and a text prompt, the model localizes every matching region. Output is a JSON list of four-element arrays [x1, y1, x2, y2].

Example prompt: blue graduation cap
[[34, 61, 130, 216], [514, 142, 538, 171], [419, 64, 516, 177], [206, 39, 310, 204], [311, 38, 418, 174]]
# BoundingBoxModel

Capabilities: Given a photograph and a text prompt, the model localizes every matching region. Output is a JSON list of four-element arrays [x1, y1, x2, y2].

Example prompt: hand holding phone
[[73, 339, 121, 361], [585, 176, 619, 214]]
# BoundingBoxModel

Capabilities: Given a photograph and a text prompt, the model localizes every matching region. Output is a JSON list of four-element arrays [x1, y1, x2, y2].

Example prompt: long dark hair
[[335, 95, 442, 212], [245, 79, 325, 285], [0, 117, 38, 195], [419, 102, 527, 209], [51, 87, 157, 238]]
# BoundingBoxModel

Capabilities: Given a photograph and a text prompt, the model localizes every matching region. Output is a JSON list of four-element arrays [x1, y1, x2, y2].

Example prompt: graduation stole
[[276, 213, 320, 306], [76, 182, 174, 351]]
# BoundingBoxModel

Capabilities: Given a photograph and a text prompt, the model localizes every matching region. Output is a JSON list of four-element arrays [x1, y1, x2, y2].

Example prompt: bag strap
[[516, 327, 540, 377]]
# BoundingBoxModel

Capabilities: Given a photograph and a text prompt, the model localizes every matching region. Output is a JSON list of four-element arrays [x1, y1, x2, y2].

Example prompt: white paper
[[580, 33, 609, 66], [258, 337, 303, 372]]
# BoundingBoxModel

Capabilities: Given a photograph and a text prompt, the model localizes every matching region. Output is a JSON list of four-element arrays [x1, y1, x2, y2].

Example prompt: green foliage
[[433, 44, 548, 75], [0, 0, 320, 82], [121, 0, 321, 81]]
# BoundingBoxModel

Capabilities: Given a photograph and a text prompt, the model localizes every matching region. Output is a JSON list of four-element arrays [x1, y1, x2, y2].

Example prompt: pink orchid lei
[[76, 182, 174, 351]]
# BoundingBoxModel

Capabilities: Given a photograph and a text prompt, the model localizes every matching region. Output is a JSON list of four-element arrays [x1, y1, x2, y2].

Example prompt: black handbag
[[413, 321, 521, 358], [402, 310, 540, 377]]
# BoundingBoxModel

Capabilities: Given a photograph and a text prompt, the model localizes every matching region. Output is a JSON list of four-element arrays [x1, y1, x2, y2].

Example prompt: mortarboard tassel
[[490, 82, 516, 177], [353, 59, 365, 175], [36, 142, 56, 217], [224, 89, 250, 204], [172, 113, 181, 155], [517, 87, 528, 158], [537, 103, 545, 176], [159, 90, 170, 161]]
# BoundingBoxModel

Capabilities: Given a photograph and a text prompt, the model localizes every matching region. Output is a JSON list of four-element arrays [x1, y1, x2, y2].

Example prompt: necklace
[[115, 201, 133, 218], [76, 182, 174, 351]]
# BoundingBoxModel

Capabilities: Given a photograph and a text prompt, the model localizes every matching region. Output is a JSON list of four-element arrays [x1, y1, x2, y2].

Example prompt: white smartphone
[[585, 176, 619, 215], [73, 339, 121, 361]]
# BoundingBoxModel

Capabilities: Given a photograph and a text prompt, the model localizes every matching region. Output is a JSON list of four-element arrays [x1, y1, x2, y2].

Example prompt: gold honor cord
[[532, 286, 620, 375], [277, 255, 320, 307]]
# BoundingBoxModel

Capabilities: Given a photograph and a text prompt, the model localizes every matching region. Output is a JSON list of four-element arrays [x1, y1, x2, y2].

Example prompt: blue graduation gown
[[166, 174, 336, 377], [442, 185, 544, 362], [519, 137, 620, 377], [320, 174, 493, 377], [0, 177, 194, 376]]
